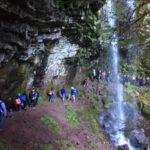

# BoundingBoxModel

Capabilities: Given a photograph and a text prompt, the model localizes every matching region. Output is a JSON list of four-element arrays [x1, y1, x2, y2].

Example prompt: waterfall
[[99, 0, 135, 149], [126, 0, 136, 19]]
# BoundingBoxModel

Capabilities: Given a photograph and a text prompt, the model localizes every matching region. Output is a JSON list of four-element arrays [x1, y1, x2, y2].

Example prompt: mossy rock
[[138, 89, 150, 115], [142, 103, 150, 115]]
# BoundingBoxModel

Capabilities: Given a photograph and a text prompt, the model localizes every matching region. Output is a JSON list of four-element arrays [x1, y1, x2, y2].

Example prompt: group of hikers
[[89, 68, 150, 86], [1, 67, 149, 130], [0, 88, 39, 130], [0, 86, 77, 130], [47, 86, 77, 103], [90, 69, 109, 81]]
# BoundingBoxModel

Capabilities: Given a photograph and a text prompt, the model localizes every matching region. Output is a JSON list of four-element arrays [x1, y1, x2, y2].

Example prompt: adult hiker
[[29, 88, 39, 108], [60, 87, 66, 102], [92, 69, 97, 80], [122, 75, 128, 84], [107, 70, 111, 82], [15, 93, 21, 111], [71, 87, 76, 102], [6, 97, 13, 117], [48, 88, 55, 103], [82, 77, 88, 87], [131, 74, 136, 85], [102, 70, 107, 81], [97, 68, 101, 81], [0, 97, 7, 130], [21, 92, 28, 110]]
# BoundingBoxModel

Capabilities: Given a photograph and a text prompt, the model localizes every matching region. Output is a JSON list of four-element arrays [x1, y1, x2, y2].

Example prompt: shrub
[[41, 114, 60, 133], [65, 105, 79, 126]]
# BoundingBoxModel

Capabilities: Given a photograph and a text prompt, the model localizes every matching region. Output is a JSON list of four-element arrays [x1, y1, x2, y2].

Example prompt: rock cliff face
[[0, 0, 105, 96]]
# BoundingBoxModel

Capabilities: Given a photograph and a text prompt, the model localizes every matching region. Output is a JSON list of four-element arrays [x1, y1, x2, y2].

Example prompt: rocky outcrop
[[0, 0, 104, 63], [0, 0, 105, 96], [138, 88, 150, 115]]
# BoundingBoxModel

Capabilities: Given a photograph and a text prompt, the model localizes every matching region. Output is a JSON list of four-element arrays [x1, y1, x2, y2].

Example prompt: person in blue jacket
[[71, 87, 76, 102], [60, 87, 66, 102], [0, 97, 7, 130], [21, 92, 28, 110], [29, 89, 39, 108]]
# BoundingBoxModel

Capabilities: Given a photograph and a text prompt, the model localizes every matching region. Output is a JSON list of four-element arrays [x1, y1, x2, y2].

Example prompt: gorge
[[0, 0, 150, 150]]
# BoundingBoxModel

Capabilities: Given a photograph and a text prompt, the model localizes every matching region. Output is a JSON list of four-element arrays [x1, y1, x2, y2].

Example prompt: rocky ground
[[0, 80, 114, 150]]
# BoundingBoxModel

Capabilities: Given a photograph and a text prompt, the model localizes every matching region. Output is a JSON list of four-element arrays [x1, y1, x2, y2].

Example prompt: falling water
[[126, 0, 136, 19], [99, 0, 135, 149]]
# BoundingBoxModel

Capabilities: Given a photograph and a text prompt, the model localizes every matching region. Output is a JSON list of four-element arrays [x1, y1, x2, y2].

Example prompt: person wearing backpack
[[0, 97, 7, 130], [60, 87, 66, 102], [29, 88, 39, 108], [15, 93, 21, 111], [71, 87, 76, 102], [6, 97, 13, 117], [21, 92, 28, 110], [48, 88, 55, 103]]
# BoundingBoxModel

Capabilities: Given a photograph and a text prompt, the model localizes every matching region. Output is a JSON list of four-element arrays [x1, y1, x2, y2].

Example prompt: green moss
[[143, 104, 150, 115], [123, 82, 137, 102], [140, 47, 150, 75], [56, 140, 75, 150], [0, 142, 8, 150], [38, 89, 47, 103], [41, 114, 60, 133], [77, 107, 105, 140], [65, 105, 79, 126], [90, 96, 100, 112], [40, 144, 53, 150], [139, 89, 150, 115]]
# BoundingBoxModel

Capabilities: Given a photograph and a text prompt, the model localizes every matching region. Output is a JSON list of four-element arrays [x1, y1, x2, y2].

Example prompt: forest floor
[[0, 80, 115, 150]]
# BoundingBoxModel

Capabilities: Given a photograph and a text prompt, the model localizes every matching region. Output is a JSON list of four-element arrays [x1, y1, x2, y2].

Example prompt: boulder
[[117, 144, 129, 150]]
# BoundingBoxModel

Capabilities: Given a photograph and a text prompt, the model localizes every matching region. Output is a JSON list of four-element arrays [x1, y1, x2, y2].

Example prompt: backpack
[[31, 92, 37, 100], [71, 88, 76, 96], [48, 90, 53, 96], [16, 98, 21, 105], [0, 101, 4, 114]]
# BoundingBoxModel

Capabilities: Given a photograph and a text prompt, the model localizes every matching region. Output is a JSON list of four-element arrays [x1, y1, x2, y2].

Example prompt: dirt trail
[[0, 83, 114, 150]]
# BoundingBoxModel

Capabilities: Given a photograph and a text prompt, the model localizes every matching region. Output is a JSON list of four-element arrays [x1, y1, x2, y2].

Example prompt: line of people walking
[[0, 88, 39, 130], [0, 86, 78, 130], [90, 69, 109, 81], [90, 68, 150, 87], [47, 86, 77, 103], [15, 88, 39, 111]]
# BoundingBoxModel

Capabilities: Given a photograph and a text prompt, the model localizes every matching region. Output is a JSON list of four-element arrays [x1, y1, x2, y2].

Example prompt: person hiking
[[35, 89, 39, 105], [71, 87, 76, 102], [92, 69, 97, 81], [107, 70, 111, 82], [102, 70, 106, 81], [0, 97, 7, 130], [60, 87, 66, 102], [21, 92, 28, 110], [97, 69, 101, 81], [48, 88, 55, 103], [83, 77, 89, 87], [131, 74, 136, 85], [15, 93, 21, 111], [122, 75, 129, 84], [29, 88, 39, 108], [6, 97, 13, 117]]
